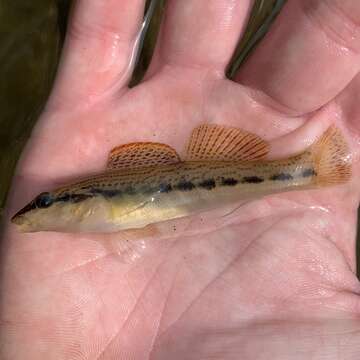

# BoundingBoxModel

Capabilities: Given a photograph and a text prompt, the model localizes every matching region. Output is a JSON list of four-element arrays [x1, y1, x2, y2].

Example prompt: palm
[[2, 1, 360, 359]]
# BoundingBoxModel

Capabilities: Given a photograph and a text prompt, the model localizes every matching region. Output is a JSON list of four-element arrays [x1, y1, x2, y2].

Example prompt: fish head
[[11, 191, 113, 233], [11, 192, 59, 232]]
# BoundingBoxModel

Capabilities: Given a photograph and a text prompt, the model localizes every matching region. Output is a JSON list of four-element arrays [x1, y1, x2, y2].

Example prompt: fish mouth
[[11, 214, 25, 226], [11, 201, 36, 224], [11, 216, 35, 232], [11, 211, 36, 232]]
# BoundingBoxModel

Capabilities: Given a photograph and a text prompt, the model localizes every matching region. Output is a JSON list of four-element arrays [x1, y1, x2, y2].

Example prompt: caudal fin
[[311, 126, 351, 186]]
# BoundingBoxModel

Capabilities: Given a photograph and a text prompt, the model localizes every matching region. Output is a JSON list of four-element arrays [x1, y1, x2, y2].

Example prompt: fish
[[11, 124, 351, 233]]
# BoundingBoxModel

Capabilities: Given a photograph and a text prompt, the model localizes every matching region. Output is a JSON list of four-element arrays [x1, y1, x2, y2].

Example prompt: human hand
[[2, 0, 360, 358]]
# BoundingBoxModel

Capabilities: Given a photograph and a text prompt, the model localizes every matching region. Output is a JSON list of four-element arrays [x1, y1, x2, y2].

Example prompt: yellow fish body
[[12, 124, 351, 233]]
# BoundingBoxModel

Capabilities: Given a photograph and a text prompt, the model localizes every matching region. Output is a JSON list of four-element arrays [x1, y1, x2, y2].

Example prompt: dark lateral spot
[[176, 181, 195, 191], [90, 188, 119, 198], [199, 179, 216, 190], [56, 193, 93, 203], [159, 183, 173, 193], [56, 193, 71, 202], [302, 168, 317, 177], [71, 193, 93, 203], [221, 178, 238, 186], [270, 173, 293, 181], [242, 176, 264, 184], [102, 189, 120, 198]]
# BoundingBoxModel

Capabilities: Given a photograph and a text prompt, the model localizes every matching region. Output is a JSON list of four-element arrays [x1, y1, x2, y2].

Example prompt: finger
[[156, 0, 253, 73], [49, 0, 146, 108], [235, 0, 360, 115], [336, 72, 360, 136]]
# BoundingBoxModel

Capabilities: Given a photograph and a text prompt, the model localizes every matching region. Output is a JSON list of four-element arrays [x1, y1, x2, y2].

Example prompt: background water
[[1, 0, 358, 274]]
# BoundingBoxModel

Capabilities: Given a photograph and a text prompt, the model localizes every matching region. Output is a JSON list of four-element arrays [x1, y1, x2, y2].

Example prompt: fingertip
[[50, 0, 147, 108], [235, 0, 360, 116]]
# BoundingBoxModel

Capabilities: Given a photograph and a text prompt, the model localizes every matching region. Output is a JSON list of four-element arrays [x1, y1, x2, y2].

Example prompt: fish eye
[[35, 192, 54, 209]]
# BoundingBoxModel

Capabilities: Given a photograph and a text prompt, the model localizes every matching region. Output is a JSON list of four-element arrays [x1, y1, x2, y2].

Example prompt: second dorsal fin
[[107, 142, 181, 170], [185, 124, 269, 162]]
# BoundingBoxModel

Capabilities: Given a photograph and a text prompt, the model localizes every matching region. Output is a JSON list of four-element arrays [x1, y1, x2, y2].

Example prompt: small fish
[[12, 124, 351, 233]]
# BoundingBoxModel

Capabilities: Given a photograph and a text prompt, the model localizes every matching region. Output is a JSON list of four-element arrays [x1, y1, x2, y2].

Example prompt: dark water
[[0, 0, 60, 211], [2, 1, 357, 273]]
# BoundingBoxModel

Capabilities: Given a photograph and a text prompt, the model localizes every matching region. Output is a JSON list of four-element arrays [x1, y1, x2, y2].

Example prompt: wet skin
[[2, 0, 360, 359]]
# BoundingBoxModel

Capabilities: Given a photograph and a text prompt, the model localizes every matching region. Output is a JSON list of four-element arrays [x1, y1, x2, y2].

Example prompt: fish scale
[[12, 124, 351, 233]]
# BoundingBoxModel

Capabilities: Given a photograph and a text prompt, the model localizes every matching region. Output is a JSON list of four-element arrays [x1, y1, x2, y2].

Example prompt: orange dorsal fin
[[107, 142, 181, 170], [311, 126, 351, 186], [185, 124, 269, 162]]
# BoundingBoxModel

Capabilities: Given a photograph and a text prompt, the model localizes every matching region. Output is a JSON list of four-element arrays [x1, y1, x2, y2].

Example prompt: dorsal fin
[[185, 124, 269, 162], [107, 142, 181, 170]]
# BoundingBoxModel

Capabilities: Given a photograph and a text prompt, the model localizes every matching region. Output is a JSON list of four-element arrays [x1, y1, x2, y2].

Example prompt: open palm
[[2, 1, 360, 358]]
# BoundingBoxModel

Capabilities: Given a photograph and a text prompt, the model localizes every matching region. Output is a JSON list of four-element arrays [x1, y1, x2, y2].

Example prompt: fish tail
[[312, 126, 351, 186]]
